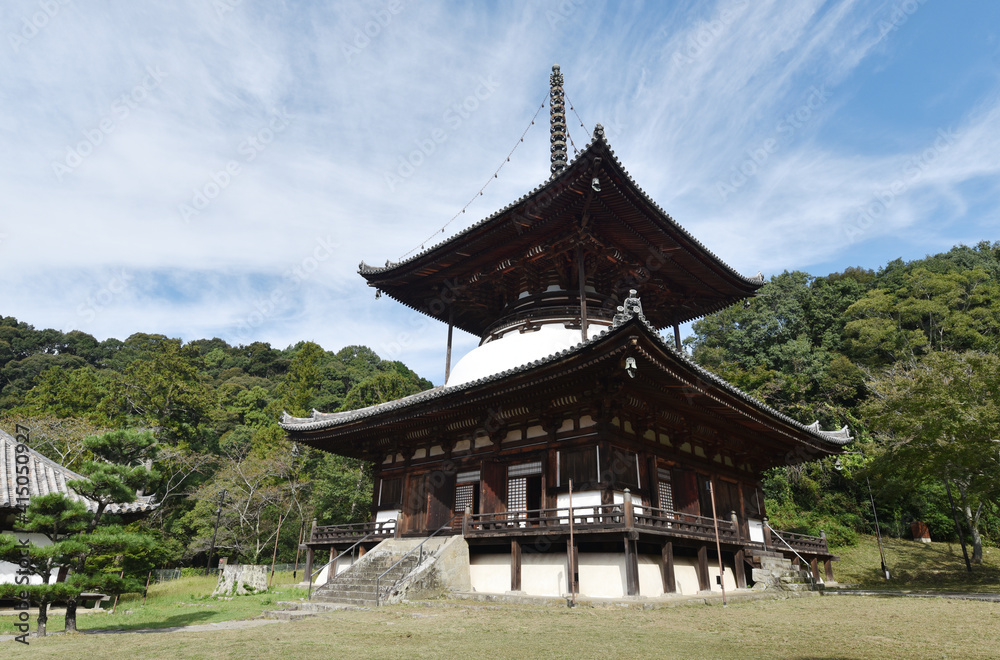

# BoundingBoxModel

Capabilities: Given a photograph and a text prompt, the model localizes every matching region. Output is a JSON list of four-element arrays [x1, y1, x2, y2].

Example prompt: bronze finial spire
[[549, 64, 567, 175]]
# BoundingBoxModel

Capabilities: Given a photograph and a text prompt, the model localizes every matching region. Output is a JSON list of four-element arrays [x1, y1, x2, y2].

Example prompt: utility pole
[[206, 488, 227, 576]]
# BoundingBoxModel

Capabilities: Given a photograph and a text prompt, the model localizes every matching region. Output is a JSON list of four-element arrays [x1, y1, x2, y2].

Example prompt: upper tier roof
[[360, 127, 764, 337]]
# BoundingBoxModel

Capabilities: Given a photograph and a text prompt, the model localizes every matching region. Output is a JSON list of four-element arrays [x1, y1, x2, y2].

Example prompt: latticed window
[[455, 483, 475, 514], [656, 468, 674, 512], [508, 477, 526, 513]]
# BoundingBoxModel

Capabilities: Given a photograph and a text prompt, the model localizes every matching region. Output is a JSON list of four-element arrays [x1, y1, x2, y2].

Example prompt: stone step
[[261, 609, 316, 620], [277, 600, 356, 612], [313, 593, 377, 606]]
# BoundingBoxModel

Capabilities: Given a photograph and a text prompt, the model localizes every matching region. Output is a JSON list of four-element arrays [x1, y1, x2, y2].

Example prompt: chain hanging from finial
[[549, 64, 567, 175]]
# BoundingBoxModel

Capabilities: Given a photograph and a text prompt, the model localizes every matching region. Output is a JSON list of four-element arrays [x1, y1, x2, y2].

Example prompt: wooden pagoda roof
[[281, 304, 850, 466], [359, 127, 765, 336]]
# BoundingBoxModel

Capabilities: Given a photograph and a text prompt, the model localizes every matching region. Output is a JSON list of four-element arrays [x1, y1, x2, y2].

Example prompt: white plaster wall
[[469, 553, 510, 594], [671, 556, 737, 595], [0, 532, 53, 585], [334, 554, 356, 575], [521, 553, 567, 597], [376, 509, 399, 531], [470, 550, 736, 598], [578, 552, 625, 598], [637, 554, 664, 597], [556, 491, 603, 523]]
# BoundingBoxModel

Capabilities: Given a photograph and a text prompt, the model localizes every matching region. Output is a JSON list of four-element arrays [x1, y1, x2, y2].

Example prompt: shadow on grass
[[82, 610, 219, 633]]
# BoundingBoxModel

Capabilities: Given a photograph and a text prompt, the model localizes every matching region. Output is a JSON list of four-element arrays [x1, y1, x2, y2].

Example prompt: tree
[[68, 429, 158, 533], [0, 493, 89, 637], [864, 351, 1000, 564]]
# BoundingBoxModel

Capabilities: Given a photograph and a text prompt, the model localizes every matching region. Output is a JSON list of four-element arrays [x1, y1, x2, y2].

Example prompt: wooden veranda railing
[[308, 519, 397, 545], [465, 504, 740, 544]]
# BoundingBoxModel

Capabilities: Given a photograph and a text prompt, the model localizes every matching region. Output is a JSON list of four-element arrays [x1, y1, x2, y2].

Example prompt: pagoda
[[281, 66, 850, 599]]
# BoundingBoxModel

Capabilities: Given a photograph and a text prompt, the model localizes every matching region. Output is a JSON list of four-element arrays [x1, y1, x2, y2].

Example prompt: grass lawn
[[833, 534, 1000, 592], [1, 571, 306, 636], [9, 595, 1000, 659]]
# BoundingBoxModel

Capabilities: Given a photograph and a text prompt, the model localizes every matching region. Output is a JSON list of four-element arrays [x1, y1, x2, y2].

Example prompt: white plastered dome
[[445, 321, 610, 387]]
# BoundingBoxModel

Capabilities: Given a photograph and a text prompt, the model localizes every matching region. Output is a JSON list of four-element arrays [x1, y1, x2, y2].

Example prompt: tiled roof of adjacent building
[[0, 428, 157, 515]]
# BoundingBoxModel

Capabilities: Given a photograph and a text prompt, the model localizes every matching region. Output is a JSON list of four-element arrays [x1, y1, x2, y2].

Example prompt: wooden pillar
[[304, 547, 314, 585], [577, 248, 589, 342], [824, 558, 835, 583], [733, 548, 747, 589], [673, 324, 681, 351], [445, 309, 454, 383], [358, 545, 367, 557], [697, 545, 710, 592], [661, 541, 676, 594], [624, 538, 639, 596], [810, 557, 820, 582], [511, 540, 522, 592], [762, 516, 772, 550]]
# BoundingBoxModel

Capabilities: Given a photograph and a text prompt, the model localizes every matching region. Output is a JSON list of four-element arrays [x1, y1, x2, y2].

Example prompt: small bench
[[78, 592, 110, 609]]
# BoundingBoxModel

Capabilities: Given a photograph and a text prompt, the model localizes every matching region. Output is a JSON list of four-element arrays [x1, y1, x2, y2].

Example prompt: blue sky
[[1, 0, 998, 386]]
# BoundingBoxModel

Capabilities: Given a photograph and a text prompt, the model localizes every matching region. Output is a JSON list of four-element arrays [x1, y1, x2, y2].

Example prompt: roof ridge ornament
[[549, 64, 567, 175], [612, 289, 644, 326], [593, 123, 605, 140]]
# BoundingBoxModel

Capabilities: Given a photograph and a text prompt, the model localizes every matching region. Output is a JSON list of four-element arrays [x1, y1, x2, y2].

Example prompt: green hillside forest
[[2, 240, 998, 569]]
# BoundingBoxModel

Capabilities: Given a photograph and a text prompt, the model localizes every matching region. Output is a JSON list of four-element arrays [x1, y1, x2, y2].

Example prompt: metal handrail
[[375, 513, 461, 606], [307, 521, 394, 600], [764, 522, 816, 579]]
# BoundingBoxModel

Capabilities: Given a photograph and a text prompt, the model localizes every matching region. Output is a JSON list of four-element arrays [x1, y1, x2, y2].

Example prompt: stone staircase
[[749, 549, 823, 593], [312, 538, 449, 606]]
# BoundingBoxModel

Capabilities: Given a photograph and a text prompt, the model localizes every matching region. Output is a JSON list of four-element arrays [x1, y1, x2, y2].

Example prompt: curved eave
[[359, 135, 764, 333], [280, 315, 850, 454]]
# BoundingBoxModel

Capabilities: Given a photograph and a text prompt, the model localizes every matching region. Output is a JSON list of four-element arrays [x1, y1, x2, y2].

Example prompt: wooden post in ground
[[810, 557, 820, 583], [568, 478, 576, 605], [511, 540, 522, 592], [824, 559, 834, 583], [293, 519, 305, 579], [661, 541, 676, 594], [269, 513, 284, 589]]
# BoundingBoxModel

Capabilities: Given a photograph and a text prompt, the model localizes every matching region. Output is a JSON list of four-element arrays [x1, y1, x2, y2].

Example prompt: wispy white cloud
[[0, 0, 998, 385]]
